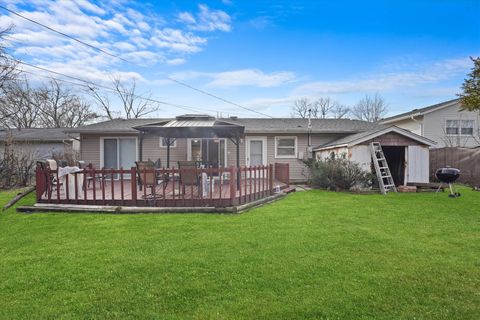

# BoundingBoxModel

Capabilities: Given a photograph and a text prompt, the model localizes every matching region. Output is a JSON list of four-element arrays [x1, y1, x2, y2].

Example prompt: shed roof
[[313, 126, 436, 151]]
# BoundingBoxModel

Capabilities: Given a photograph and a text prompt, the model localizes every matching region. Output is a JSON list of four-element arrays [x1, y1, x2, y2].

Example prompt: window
[[160, 137, 176, 148], [446, 119, 475, 136], [461, 120, 474, 135], [446, 120, 459, 135], [275, 136, 297, 158]]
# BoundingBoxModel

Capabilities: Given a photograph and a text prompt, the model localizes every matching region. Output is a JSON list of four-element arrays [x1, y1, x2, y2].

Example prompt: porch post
[[236, 137, 241, 188], [139, 131, 145, 161], [166, 137, 171, 168]]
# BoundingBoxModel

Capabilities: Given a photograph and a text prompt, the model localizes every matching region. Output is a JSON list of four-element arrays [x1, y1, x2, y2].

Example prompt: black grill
[[435, 167, 461, 197]]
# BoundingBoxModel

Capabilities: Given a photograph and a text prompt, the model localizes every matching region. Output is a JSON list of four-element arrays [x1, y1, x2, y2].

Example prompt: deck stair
[[370, 142, 397, 195]]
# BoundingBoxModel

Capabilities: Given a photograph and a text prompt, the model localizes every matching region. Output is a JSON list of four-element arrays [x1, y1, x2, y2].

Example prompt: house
[[0, 128, 79, 159], [379, 99, 480, 148], [66, 114, 432, 184]]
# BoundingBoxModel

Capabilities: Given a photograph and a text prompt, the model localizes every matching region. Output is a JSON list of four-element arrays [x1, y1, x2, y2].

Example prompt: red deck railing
[[274, 163, 290, 186], [35, 163, 288, 208]]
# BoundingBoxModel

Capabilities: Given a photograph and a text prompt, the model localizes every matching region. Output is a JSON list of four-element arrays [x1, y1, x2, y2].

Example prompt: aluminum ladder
[[370, 142, 397, 194]]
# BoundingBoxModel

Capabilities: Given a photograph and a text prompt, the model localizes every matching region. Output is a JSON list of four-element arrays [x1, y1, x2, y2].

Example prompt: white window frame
[[274, 136, 297, 159], [160, 137, 176, 148], [99, 136, 138, 169], [445, 119, 476, 136]]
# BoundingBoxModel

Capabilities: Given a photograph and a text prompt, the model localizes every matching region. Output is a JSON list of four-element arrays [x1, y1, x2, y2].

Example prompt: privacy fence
[[430, 147, 480, 186]]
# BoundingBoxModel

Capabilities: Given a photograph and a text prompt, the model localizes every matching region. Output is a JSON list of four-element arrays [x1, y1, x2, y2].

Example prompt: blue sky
[[1, 0, 479, 118]]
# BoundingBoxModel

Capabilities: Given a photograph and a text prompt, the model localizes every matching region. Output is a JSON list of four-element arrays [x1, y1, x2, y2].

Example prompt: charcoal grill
[[435, 167, 460, 197]]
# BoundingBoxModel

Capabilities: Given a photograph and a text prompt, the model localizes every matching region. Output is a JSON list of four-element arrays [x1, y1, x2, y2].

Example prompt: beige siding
[[390, 118, 423, 135], [422, 104, 480, 148], [81, 132, 348, 182], [80, 135, 101, 167]]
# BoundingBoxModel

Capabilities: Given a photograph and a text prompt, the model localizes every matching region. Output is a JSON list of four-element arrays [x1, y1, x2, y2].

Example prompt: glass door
[[103, 138, 136, 178]]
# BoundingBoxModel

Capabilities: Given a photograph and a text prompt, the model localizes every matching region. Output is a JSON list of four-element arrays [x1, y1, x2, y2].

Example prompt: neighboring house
[[0, 128, 79, 159], [67, 114, 432, 184], [380, 99, 480, 148]]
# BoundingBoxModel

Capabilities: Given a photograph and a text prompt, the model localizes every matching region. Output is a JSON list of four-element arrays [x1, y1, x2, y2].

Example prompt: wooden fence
[[274, 163, 290, 186], [35, 164, 288, 208], [430, 147, 480, 186]]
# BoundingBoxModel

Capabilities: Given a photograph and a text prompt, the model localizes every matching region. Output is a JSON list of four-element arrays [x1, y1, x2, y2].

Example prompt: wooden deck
[[36, 164, 290, 208]]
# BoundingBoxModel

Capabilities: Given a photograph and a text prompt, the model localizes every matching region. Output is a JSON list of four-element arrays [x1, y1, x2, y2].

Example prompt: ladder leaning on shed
[[370, 142, 397, 194]]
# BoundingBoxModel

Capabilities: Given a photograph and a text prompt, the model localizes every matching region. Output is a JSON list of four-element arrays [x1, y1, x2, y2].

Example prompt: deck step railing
[[35, 163, 286, 208]]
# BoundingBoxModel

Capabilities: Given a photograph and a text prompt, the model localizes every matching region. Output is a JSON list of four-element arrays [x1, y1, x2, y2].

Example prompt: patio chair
[[178, 161, 201, 196], [45, 159, 62, 191], [85, 163, 106, 189], [135, 161, 168, 197]]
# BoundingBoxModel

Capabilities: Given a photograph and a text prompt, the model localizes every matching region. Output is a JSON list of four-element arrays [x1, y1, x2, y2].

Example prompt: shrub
[[304, 156, 372, 191]]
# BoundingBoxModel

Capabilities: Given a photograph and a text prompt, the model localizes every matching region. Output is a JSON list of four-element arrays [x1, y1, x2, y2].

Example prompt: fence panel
[[430, 147, 480, 186]]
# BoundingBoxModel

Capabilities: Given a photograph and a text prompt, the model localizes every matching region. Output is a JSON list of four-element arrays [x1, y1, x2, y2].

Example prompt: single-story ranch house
[[66, 114, 434, 184]]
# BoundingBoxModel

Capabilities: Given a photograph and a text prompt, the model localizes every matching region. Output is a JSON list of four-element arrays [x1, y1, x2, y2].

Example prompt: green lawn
[[0, 188, 479, 319]]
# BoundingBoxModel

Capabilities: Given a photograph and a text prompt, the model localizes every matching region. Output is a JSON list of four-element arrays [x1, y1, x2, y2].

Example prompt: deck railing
[[35, 163, 288, 208]]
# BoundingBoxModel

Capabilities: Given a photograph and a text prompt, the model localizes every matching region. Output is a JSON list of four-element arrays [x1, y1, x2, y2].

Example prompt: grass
[[0, 187, 479, 319]]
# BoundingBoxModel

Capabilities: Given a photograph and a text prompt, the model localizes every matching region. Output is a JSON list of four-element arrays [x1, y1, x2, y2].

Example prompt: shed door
[[407, 146, 429, 183]]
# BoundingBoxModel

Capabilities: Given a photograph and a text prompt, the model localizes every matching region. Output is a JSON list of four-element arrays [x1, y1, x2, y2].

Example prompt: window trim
[[99, 136, 138, 169], [274, 136, 297, 159], [159, 137, 177, 148], [445, 119, 475, 137]]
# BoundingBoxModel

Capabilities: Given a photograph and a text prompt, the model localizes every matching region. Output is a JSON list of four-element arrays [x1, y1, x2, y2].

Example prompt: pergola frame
[[133, 116, 245, 186]]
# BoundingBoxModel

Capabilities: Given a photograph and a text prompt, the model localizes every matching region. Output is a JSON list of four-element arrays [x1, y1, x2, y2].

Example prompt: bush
[[304, 156, 372, 191]]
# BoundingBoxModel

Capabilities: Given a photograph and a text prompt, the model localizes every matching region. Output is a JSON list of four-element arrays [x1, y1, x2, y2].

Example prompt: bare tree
[[315, 97, 334, 119], [36, 79, 97, 128], [351, 93, 388, 122], [0, 77, 41, 128], [89, 77, 160, 119], [0, 26, 18, 92], [332, 103, 350, 119], [290, 98, 316, 119]]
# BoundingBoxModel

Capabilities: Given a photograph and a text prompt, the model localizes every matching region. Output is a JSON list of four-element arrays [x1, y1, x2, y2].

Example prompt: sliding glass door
[[188, 138, 226, 167], [102, 138, 137, 178]]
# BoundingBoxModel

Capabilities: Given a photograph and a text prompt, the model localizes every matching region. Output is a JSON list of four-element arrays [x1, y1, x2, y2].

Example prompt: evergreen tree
[[458, 57, 480, 111]]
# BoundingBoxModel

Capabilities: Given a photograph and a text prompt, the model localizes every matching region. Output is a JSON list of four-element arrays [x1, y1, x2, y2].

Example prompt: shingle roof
[[0, 128, 76, 142], [314, 125, 435, 150], [68, 117, 382, 134], [380, 98, 460, 123]]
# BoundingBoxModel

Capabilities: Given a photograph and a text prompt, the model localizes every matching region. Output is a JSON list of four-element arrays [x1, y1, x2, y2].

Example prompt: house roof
[[67, 117, 382, 134], [0, 128, 76, 142], [380, 98, 460, 124], [313, 126, 436, 151]]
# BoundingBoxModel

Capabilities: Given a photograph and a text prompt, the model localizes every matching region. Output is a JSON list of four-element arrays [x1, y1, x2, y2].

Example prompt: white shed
[[313, 126, 435, 185]]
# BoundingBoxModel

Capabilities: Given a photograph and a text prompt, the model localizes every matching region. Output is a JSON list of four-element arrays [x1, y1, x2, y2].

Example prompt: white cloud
[[294, 56, 472, 95], [151, 28, 207, 53], [166, 58, 186, 66], [179, 4, 232, 32], [171, 69, 296, 88]]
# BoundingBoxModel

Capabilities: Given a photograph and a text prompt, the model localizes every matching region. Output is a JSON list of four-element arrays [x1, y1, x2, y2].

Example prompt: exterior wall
[[80, 132, 347, 182], [0, 141, 70, 159], [350, 145, 372, 171], [389, 117, 423, 135], [358, 132, 423, 146], [422, 104, 480, 148]]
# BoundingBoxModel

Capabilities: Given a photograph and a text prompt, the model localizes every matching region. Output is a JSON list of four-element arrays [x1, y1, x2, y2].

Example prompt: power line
[[0, 5, 275, 118], [0, 5, 128, 63], [10, 59, 214, 115]]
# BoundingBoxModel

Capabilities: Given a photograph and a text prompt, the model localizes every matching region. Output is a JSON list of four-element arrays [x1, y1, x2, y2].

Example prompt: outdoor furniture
[[135, 161, 168, 198], [85, 163, 106, 189], [45, 159, 62, 191], [178, 161, 201, 196]]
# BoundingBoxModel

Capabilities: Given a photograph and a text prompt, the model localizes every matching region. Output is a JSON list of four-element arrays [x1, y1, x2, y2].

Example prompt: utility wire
[[0, 5, 274, 118], [9, 59, 214, 115]]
